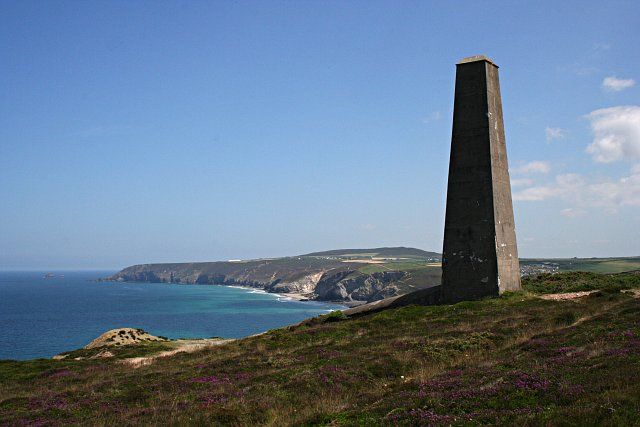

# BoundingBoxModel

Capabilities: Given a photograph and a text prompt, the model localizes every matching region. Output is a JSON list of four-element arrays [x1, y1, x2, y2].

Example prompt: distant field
[[338, 253, 379, 258], [563, 259, 640, 273], [359, 257, 640, 282], [522, 257, 640, 274], [357, 260, 432, 274], [302, 247, 441, 260]]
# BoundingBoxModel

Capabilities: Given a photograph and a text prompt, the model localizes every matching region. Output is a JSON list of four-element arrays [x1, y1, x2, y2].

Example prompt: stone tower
[[441, 55, 521, 303]]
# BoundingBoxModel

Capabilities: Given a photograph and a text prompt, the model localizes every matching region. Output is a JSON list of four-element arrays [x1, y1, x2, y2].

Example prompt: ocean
[[0, 271, 345, 360]]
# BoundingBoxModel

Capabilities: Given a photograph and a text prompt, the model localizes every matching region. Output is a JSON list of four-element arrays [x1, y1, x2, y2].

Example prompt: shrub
[[522, 271, 640, 294], [553, 311, 577, 326], [323, 310, 348, 323]]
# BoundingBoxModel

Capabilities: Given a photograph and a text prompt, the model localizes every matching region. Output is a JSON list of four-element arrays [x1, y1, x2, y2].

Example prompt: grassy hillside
[[521, 257, 640, 274], [558, 257, 640, 273], [2, 272, 640, 425], [302, 247, 441, 260], [522, 271, 640, 294], [108, 256, 349, 285], [104, 249, 639, 307], [302, 247, 443, 295], [105, 248, 445, 304]]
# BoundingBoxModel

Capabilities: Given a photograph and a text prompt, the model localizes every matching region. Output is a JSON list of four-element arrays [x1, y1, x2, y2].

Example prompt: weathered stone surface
[[441, 55, 521, 303]]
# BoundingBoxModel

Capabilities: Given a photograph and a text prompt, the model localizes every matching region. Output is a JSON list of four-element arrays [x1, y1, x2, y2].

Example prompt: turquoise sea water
[[0, 271, 345, 360]]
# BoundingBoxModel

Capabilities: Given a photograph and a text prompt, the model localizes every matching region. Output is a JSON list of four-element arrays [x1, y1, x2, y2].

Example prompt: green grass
[[566, 259, 640, 273], [395, 266, 442, 294], [357, 260, 431, 274], [522, 271, 640, 294], [522, 257, 640, 274], [353, 262, 442, 293], [358, 258, 640, 289], [355, 264, 389, 274], [2, 273, 640, 425], [57, 341, 175, 360], [356, 256, 640, 276], [338, 252, 380, 258]]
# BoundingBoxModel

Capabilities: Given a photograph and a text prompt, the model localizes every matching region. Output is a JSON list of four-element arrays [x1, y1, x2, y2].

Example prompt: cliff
[[103, 247, 442, 304]]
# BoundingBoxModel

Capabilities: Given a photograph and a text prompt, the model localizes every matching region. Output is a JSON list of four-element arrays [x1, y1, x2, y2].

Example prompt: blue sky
[[1, 1, 638, 269]]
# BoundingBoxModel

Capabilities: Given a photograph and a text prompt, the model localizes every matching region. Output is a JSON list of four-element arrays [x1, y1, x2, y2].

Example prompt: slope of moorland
[[521, 257, 640, 274], [302, 247, 441, 259], [1, 272, 640, 425]]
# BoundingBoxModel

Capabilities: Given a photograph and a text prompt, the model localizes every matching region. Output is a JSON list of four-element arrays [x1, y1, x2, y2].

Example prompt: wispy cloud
[[513, 166, 640, 213], [422, 111, 442, 123], [513, 174, 583, 201], [545, 127, 565, 143], [561, 208, 586, 218], [559, 43, 610, 77], [560, 63, 599, 76], [513, 161, 551, 174], [592, 42, 611, 52], [585, 105, 640, 163], [510, 178, 534, 187], [602, 76, 635, 92]]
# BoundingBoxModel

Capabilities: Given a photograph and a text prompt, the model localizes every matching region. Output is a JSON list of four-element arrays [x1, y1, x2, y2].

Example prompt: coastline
[[1, 272, 349, 360], [106, 279, 357, 308], [226, 284, 355, 308], [207, 284, 315, 302]]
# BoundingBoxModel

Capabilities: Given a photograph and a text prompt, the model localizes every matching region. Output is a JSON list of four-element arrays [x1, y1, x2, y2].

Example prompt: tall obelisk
[[441, 55, 521, 303]]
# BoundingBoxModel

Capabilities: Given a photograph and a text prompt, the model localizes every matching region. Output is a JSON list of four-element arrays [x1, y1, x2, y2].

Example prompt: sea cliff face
[[104, 259, 408, 304]]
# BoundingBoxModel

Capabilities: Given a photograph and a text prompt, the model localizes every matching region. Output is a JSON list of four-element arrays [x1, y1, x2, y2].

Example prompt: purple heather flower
[[191, 375, 230, 384]]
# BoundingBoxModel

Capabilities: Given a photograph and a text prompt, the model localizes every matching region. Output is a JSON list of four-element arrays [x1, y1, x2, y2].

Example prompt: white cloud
[[512, 173, 582, 201], [512, 186, 558, 201], [585, 106, 640, 162], [561, 208, 586, 218], [513, 167, 640, 213], [602, 76, 636, 92], [589, 167, 640, 210], [513, 161, 551, 174], [511, 178, 534, 187], [545, 127, 565, 143]]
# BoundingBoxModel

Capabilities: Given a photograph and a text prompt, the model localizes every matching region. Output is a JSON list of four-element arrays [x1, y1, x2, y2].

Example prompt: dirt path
[[539, 288, 640, 301], [538, 291, 598, 300], [121, 339, 231, 368]]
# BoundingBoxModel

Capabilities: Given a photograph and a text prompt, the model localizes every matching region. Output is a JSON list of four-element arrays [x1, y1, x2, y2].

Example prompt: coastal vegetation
[[522, 270, 640, 294], [521, 257, 640, 274], [103, 247, 444, 305], [103, 247, 640, 306], [1, 271, 640, 425]]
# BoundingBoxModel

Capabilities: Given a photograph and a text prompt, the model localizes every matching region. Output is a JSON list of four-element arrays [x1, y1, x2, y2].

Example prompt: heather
[[2, 279, 640, 425], [522, 270, 640, 294]]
